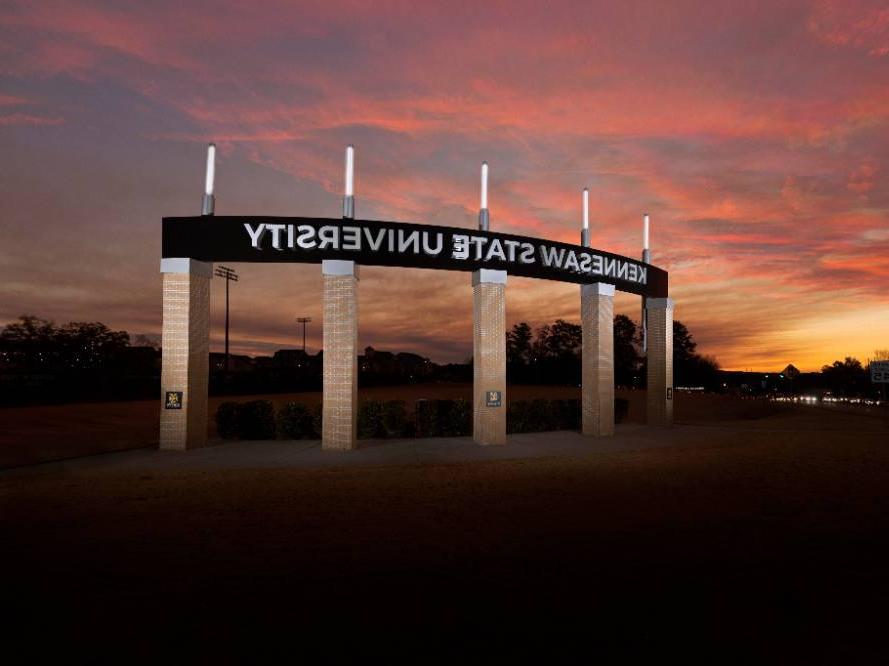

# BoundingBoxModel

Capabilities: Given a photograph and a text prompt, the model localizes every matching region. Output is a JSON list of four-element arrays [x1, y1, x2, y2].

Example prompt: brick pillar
[[646, 297, 674, 426], [159, 258, 211, 450], [473, 269, 506, 445], [581, 283, 615, 436], [322, 260, 359, 450]]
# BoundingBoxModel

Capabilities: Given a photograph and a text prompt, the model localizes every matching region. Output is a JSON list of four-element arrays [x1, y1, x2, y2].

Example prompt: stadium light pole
[[297, 317, 312, 352], [214, 265, 239, 372]]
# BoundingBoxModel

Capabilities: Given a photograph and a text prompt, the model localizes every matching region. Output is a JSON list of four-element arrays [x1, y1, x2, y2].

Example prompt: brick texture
[[646, 300, 674, 426], [473, 280, 506, 445], [160, 271, 210, 450], [322, 272, 359, 450], [581, 285, 615, 436]]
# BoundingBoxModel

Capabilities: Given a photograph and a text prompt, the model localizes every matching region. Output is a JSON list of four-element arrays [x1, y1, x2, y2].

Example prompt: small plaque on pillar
[[486, 391, 502, 407], [165, 391, 183, 409]]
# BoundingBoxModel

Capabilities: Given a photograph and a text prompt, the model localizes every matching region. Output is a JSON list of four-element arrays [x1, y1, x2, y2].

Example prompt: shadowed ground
[[3, 407, 889, 662]]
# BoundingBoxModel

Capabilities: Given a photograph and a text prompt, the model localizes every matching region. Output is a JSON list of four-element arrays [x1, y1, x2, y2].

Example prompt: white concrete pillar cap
[[322, 259, 359, 278], [582, 282, 615, 297], [160, 258, 213, 277], [472, 269, 507, 285], [647, 297, 674, 309]]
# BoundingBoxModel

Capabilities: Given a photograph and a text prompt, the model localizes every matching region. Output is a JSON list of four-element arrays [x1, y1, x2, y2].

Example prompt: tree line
[[505, 316, 720, 389], [1, 314, 884, 406]]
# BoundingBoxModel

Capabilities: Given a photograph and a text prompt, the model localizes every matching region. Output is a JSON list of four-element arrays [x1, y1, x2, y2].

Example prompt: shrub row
[[215, 397, 628, 440], [507, 399, 580, 433], [357, 400, 414, 439], [415, 399, 472, 437], [505, 398, 627, 433]]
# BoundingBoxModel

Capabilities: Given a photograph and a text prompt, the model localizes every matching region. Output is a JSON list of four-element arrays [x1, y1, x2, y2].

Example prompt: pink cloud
[[0, 112, 63, 126]]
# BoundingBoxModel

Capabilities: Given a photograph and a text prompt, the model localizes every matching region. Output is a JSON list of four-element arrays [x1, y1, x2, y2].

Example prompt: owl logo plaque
[[165, 391, 183, 409]]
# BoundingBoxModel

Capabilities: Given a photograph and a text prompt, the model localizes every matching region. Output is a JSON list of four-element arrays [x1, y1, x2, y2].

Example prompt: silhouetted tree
[[57, 322, 130, 369], [533, 320, 582, 361], [506, 322, 533, 366], [672, 320, 720, 390], [614, 314, 641, 388], [673, 321, 697, 365], [0, 315, 149, 405], [0, 315, 58, 369], [821, 357, 868, 397]]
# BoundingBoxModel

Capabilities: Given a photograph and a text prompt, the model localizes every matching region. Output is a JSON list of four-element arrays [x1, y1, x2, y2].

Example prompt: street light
[[296, 317, 312, 352], [214, 265, 239, 372]]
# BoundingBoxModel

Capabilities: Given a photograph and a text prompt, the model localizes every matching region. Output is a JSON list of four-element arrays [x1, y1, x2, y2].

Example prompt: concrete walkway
[[2, 423, 727, 477]]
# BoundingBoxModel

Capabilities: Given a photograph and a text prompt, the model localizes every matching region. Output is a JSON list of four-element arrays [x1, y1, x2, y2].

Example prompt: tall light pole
[[296, 317, 312, 352], [214, 265, 238, 372]]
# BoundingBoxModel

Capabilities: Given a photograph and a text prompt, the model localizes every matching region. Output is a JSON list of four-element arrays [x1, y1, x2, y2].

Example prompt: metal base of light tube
[[343, 195, 355, 219], [581, 229, 590, 248], [201, 194, 215, 216], [478, 208, 489, 231]]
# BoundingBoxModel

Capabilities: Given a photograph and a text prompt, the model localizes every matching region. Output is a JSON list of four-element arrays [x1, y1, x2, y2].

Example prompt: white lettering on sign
[[245, 223, 266, 248], [241, 222, 649, 286]]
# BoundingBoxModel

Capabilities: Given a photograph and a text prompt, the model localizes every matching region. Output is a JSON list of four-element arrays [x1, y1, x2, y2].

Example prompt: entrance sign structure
[[159, 145, 673, 451]]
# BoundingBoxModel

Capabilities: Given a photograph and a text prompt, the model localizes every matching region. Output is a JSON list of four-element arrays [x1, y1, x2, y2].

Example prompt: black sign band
[[162, 216, 667, 298]]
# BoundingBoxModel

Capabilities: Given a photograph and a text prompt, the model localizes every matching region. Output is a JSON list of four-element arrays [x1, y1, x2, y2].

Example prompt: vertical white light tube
[[643, 213, 650, 251], [344, 145, 355, 197], [204, 144, 216, 195], [582, 188, 590, 229], [201, 143, 216, 215], [480, 161, 488, 210]]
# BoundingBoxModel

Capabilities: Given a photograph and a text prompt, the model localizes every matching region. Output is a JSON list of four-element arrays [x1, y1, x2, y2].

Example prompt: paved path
[[2, 423, 730, 477]]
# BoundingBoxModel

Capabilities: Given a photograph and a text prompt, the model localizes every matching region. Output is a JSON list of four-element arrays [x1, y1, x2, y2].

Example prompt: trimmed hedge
[[507, 397, 628, 433], [357, 400, 414, 439], [216, 401, 241, 439], [415, 398, 472, 437], [216, 395, 630, 440], [216, 399, 276, 440], [277, 402, 321, 439]]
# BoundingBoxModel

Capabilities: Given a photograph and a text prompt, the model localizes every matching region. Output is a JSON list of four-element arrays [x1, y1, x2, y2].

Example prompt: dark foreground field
[[3, 407, 889, 663]]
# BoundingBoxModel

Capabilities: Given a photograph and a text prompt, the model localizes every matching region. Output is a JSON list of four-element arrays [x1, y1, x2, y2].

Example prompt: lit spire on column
[[201, 143, 215, 216], [343, 144, 355, 219]]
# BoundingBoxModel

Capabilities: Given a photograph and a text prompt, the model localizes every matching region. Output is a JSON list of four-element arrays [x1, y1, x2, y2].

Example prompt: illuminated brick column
[[646, 297, 674, 426], [581, 283, 615, 436], [159, 258, 211, 450], [473, 269, 507, 446], [322, 260, 359, 450]]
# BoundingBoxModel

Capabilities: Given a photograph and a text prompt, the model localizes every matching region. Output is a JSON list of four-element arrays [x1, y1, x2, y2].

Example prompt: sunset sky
[[1, 1, 887, 371]]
